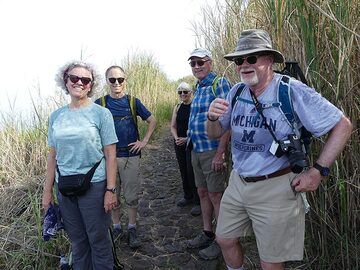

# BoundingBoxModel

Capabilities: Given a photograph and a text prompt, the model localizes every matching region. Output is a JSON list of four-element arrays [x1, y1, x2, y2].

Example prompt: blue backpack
[[230, 62, 312, 153]]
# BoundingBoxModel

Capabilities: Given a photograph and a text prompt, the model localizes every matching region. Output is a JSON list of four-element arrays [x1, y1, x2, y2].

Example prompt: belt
[[243, 167, 292, 183]]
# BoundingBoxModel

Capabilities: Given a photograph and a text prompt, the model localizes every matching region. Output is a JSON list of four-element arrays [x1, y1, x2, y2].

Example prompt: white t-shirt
[[219, 73, 343, 177]]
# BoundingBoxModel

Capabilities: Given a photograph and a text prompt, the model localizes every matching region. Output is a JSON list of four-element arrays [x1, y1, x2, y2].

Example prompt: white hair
[[55, 60, 101, 97], [176, 82, 192, 91]]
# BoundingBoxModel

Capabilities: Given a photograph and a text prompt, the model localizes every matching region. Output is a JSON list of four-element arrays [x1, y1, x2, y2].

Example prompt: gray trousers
[[58, 181, 113, 270]]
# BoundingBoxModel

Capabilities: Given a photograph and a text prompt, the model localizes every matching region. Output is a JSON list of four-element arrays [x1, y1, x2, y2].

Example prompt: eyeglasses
[[178, 91, 189, 95], [189, 59, 210, 67], [234, 54, 265, 66], [67, 74, 92, 85], [108, 77, 125, 84]]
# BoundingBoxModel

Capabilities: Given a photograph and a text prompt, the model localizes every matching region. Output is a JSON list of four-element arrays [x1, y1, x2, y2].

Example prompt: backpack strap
[[231, 83, 246, 109], [278, 76, 295, 128], [278, 75, 312, 152], [100, 95, 109, 108], [127, 94, 139, 140]]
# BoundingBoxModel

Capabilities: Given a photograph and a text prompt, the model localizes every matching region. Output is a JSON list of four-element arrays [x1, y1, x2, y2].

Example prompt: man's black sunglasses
[[108, 77, 125, 84], [189, 59, 210, 67], [67, 74, 92, 85], [234, 54, 266, 66]]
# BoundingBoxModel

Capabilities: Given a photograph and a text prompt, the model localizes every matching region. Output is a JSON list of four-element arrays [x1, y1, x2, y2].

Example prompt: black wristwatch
[[105, 187, 117, 194], [313, 163, 330, 177]]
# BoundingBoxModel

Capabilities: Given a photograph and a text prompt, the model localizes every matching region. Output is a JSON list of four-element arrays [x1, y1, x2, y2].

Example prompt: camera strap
[[249, 90, 280, 143]]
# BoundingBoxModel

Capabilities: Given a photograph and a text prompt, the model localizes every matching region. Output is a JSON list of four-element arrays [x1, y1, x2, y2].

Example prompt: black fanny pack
[[57, 157, 103, 197]]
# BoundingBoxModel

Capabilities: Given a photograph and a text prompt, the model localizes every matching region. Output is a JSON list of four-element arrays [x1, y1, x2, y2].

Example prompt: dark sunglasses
[[108, 77, 125, 84], [189, 59, 210, 67], [234, 54, 265, 66], [178, 91, 189, 95], [67, 74, 92, 85]]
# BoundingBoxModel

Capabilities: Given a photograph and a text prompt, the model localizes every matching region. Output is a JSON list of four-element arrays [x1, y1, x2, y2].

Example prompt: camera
[[271, 134, 310, 173]]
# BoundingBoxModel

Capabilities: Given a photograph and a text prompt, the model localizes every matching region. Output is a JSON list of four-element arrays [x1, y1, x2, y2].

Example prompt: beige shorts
[[116, 156, 141, 208], [216, 169, 305, 263], [191, 149, 226, 192]]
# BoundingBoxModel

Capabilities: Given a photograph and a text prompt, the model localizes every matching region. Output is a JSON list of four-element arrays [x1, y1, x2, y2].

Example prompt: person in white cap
[[170, 82, 200, 216], [207, 29, 352, 270], [186, 48, 232, 260]]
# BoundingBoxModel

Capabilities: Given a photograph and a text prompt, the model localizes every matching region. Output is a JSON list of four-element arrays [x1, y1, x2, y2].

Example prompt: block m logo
[[241, 130, 255, 143]]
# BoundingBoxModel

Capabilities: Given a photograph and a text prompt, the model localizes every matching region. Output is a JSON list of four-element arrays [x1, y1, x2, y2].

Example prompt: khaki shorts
[[115, 156, 141, 208], [216, 169, 305, 263], [191, 149, 226, 192]]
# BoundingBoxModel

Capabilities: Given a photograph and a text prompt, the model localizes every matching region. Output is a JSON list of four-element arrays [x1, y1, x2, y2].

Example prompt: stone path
[[115, 125, 261, 270]]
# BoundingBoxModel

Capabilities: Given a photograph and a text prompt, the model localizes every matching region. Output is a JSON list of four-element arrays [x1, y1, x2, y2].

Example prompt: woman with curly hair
[[42, 61, 118, 269]]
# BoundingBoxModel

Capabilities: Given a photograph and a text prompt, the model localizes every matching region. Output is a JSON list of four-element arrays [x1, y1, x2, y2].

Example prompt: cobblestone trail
[[116, 126, 260, 270]]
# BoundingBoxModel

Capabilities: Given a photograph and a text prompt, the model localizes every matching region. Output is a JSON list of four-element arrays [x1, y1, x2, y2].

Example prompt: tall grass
[[0, 53, 179, 268], [194, 0, 359, 268]]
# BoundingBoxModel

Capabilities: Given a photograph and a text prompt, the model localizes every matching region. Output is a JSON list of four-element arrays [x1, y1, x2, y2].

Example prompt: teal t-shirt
[[48, 102, 118, 183]]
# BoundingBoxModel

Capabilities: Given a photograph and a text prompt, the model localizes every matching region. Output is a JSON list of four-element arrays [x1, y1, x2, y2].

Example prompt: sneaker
[[177, 198, 194, 207], [190, 205, 201, 216], [199, 241, 222, 260], [128, 227, 141, 249], [113, 226, 124, 242], [186, 232, 214, 249]]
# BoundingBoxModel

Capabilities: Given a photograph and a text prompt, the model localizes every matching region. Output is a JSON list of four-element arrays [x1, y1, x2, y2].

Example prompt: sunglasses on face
[[178, 91, 189, 95], [234, 54, 265, 66], [108, 77, 125, 84], [67, 74, 92, 85], [189, 59, 210, 67]]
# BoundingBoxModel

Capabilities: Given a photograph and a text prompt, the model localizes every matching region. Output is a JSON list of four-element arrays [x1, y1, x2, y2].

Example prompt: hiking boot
[[186, 232, 214, 249], [127, 227, 141, 249], [177, 198, 194, 207], [190, 205, 201, 216], [199, 241, 222, 260], [113, 226, 124, 242]]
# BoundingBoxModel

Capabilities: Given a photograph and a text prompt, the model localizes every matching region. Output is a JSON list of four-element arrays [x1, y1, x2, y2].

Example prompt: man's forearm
[[316, 116, 352, 166], [216, 130, 231, 154], [143, 116, 157, 143], [206, 118, 225, 139]]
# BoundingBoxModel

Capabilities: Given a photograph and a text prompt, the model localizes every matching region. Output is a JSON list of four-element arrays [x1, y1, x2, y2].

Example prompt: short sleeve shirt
[[219, 73, 343, 176], [48, 103, 118, 183], [95, 94, 152, 157], [188, 72, 231, 152]]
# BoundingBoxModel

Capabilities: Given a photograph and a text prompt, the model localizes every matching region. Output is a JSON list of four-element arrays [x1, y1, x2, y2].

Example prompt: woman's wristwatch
[[105, 187, 117, 194]]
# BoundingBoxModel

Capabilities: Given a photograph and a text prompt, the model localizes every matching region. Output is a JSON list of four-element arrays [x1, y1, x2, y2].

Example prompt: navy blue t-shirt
[[95, 94, 151, 157]]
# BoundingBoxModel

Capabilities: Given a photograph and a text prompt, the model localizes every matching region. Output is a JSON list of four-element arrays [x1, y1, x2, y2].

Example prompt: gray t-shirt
[[219, 73, 343, 177], [48, 102, 118, 183]]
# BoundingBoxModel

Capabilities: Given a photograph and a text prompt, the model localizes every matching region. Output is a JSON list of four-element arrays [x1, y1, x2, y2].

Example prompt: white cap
[[176, 82, 192, 91], [188, 48, 212, 60]]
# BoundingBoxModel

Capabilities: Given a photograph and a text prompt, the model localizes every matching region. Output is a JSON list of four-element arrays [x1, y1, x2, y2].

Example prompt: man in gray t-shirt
[[206, 29, 352, 270]]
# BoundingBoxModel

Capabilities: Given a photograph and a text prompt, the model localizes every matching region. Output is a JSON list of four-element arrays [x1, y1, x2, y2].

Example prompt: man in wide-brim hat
[[206, 29, 352, 270]]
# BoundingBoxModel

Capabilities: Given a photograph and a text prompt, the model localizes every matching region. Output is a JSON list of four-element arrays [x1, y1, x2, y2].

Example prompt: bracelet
[[207, 114, 219, 122]]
